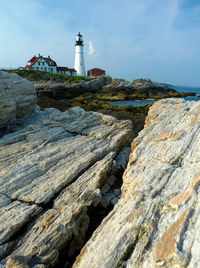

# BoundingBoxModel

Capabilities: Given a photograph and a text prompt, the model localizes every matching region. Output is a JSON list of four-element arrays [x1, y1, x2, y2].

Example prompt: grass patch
[[0, 68, 89, 82]]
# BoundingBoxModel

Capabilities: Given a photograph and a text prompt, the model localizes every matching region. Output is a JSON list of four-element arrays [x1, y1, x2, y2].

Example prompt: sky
[[0, 0, 200, 86]]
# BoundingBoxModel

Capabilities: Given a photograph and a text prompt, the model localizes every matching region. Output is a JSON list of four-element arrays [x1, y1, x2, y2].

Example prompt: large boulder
[[0, 106, 132, 266], [0, 71, 36, 128], [72, 98, 200, 268]]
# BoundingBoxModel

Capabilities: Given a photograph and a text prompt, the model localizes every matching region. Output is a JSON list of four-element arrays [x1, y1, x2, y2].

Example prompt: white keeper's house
[[25, 54, 77, 75]]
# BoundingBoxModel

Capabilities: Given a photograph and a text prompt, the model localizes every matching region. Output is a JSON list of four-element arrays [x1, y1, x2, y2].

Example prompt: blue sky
[[0, 0, 200, 86]]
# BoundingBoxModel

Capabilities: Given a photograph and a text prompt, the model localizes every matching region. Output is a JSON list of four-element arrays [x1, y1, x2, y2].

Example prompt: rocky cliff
[[0, 72, 200, 268]]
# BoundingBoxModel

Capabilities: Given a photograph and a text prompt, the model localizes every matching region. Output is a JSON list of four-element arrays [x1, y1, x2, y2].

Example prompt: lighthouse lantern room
[[74, 32, 86, 76]]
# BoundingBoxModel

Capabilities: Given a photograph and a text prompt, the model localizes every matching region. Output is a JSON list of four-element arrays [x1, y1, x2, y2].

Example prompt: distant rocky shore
[[5, 69, 196, 137], [11, 69, 195, 100]]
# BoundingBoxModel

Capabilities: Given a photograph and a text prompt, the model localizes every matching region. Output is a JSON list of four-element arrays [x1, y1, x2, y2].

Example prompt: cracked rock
[[72, 98, 200, 268], [0, 72, 133, 266]]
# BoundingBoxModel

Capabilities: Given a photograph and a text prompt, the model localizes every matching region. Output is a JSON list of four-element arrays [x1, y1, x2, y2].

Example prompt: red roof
[[68, 68, 76, 72], [57, 67, 69, 71], [25, 55, 76, 72], [44, 57, 57, 66], [29, 56, 39, 62], [25, 55, 40, 68], [25, 54, 57, 68], [57, 67, 76, 72], [88, 68, 105, 72]]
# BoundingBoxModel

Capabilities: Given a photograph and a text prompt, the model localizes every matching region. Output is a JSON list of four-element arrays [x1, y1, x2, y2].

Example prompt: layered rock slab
[[0, 106, 132, 266], [73, 98, 200, 268]]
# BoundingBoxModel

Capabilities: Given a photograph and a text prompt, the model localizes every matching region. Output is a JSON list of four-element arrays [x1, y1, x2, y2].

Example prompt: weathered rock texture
[[0, 71, 36, 128], [1, 72, 199, 268], [73, 98, 200, 268], [0, 104, 132, 267]]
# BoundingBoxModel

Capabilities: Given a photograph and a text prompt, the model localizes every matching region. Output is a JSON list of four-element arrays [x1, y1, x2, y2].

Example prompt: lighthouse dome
[[76, 32, 83, 42]]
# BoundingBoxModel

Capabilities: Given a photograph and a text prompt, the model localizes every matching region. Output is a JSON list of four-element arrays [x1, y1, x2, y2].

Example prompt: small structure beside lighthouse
[[74, 32, 86, 76]]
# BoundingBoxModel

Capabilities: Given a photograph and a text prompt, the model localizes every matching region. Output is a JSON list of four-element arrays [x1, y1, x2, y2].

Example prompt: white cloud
[[88, 41, 95, 55]]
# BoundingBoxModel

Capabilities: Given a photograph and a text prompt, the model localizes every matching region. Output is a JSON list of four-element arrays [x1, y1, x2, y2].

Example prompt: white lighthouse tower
[[74, 32, 86, 76]]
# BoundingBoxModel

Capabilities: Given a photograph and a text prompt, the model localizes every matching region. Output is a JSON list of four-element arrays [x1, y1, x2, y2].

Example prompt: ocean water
[[108, 84, 200, 107], [164, 84, 200, 96]]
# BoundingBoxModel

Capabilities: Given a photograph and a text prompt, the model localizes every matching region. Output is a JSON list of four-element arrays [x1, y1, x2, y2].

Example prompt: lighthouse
[[74, 32, 86, 76]]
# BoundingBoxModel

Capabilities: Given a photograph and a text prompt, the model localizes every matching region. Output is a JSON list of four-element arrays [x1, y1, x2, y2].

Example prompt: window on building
[[38, 62, 40, 65], [51, 68, 53, 72], [43, 62, 44, 65], [36, 67, 39, 70], [44, 67, 47, 71]]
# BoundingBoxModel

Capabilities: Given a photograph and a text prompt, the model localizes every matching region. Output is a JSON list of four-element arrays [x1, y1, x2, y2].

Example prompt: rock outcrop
[[103, 78, 177, 93], [0, 71, 36, 129], [0, 95, 132, 266], [100, 78, 194, 100], [34, 76, 112, 99], [72, 98, 200, 268]]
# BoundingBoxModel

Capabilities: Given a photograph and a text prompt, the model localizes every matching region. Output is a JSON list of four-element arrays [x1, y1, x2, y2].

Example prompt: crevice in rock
[[57, 203, 114, 268], [42, 153, 117, 209], [0, 151, 123, 263], [57, 156, 131, 268], [0, 102, 149, 267], [119, 235, 139, 268], [2, 148, 116, 209], [55, 130, 143, 267], [10, 197, 44, 208]]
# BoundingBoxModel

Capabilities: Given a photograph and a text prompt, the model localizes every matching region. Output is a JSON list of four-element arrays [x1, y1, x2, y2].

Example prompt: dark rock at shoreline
[[35, 76, 112, 99], [99, 78, 196, 100], [6, 70, 195, 101]]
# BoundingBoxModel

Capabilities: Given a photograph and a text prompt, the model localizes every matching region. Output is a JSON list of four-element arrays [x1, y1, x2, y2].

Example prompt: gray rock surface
[[0, 71, 36, 128], [73, 98, 200, 268], [0, 104, 132, 266]]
